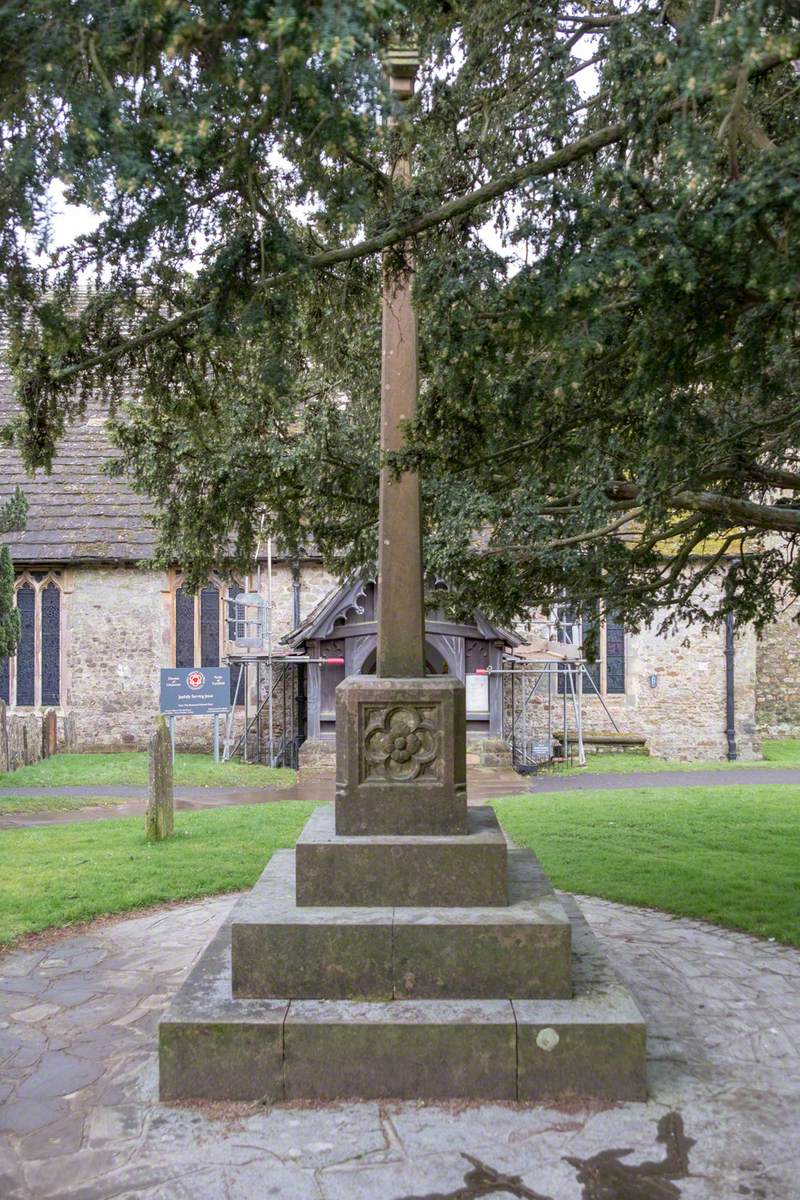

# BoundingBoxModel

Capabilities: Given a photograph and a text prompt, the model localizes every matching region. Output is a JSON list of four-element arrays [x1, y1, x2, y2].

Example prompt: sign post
[[159, 667, 231, 763]]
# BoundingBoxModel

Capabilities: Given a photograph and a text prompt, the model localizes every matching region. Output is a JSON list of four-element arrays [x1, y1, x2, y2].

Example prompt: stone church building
[[1, 374, 798, 764]]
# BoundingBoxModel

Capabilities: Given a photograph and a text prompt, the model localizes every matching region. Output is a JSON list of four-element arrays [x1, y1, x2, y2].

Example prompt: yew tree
[[1, 0, 799, 635], [0, 490, 27, 659]]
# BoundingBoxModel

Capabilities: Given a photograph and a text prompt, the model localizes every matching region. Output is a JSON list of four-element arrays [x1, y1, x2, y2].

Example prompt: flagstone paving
[[1, 889, 798, 1199]]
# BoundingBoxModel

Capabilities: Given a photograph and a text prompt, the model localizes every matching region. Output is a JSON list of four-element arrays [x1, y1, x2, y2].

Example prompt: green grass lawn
[[3, 783, 798, 949], [492, 785, 800, 945], [0, 751, 296, 791], [550, 738, 800, 776], [0, 801, 315, 944], [0, 795, 129, 815]]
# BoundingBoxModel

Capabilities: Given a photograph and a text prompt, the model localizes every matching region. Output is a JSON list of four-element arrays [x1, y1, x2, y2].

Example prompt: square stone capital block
[[335, 675, 467, 835]]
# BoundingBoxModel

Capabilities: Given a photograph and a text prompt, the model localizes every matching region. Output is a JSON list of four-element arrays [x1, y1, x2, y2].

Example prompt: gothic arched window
[[172, 573, 247, 705], [0, 572, 62, 707], [174, 575, 224, 668], [556, 605, 626, 696]]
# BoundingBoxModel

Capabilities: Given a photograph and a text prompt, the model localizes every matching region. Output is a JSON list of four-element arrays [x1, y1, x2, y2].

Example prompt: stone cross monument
[[159, 44, 647, 1106], [335, 47, 468, 837]]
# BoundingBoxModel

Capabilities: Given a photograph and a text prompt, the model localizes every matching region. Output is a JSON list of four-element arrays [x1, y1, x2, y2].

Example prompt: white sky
[[47, 42, 598, 273]]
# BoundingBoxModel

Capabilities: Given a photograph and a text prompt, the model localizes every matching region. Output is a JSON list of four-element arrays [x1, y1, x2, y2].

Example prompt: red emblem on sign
[[187, 671, 205, 689]]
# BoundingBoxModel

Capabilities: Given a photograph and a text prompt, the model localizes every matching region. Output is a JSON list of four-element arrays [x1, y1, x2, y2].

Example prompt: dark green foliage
[[0, 489, 26, 658], [1, 2, 799, 634]]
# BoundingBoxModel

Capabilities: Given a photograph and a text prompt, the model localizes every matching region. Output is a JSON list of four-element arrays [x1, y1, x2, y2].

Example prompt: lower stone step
[[159, 894, 646, 1103], [231, 848, 571, 1000]]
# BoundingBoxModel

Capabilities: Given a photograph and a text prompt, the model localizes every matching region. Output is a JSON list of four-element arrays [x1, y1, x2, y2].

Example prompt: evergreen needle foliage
[[2, 2, 799, 636], [0, 488, 27, 659]]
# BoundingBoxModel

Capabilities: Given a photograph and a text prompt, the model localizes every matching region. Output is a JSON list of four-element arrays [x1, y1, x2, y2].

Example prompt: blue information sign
[[160, 667, 231, 716]]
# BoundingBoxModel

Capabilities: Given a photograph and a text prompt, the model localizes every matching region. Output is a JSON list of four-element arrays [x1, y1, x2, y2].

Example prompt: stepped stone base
[[231, 848, 571, 1000], [296, 804, 508, 907], [159, 891, 646, 1103]]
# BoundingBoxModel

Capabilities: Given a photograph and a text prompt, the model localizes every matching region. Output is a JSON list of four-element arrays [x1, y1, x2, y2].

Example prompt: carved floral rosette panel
[[361, 702, 442, 783]]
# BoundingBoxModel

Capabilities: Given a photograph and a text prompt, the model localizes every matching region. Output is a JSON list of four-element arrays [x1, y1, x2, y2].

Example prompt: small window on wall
[[604, 615, 626, 694], [173, 574, 244, 704], [174, 575, 223, 668], [557, 605, 625, 696], [0, 571, 62, 707]]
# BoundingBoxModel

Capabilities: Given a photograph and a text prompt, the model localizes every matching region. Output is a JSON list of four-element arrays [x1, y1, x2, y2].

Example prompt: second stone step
[[231, 848, 572, 1000]]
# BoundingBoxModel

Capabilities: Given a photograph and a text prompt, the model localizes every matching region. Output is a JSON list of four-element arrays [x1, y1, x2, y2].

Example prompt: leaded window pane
[[0, 657, 8, 704], [557, 607, 597, 695], [584, 660, 601, 693], [16, 584, 35, 705], [227, 584, 246, 642], [200, 584, 220, 667], [606, 615, 626, 693], [175, 586, 194, 667], [41, 582, 60, 705]]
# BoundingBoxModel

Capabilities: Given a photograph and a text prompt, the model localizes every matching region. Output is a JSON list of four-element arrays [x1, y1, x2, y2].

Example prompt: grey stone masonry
[[159, 922, 287, 1102], [284, 998, 518, 1102], [295, 803, 508, 907], [233, 853, 394, 1001], [230, 848, 571, 1000], [514, 895, 647, 1103], [334, 675, 467, 836], [158, 874, 645, 1102]]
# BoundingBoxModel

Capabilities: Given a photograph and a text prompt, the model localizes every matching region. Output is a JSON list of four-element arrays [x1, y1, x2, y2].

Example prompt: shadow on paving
[[398, 1112, 694, 1200]]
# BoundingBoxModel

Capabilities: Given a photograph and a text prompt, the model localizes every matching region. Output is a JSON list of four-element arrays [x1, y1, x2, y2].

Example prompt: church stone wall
[[510, 606, 759, 762], [755, 601, 800, 737], [267, 560, 339, 643], [64, 565, 170, 751], [61, 559, 339, 752], [582, 616, 759, 761], [9, 557, 768, 760]]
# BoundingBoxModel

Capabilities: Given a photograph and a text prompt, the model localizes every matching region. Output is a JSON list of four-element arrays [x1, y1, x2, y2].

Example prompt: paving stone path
[[1, 891, 798, 1199]]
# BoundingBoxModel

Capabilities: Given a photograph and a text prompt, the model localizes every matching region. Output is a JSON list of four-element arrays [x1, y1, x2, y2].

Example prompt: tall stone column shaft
[[333, 48, 467, 836], [376, 65, 425, 680]]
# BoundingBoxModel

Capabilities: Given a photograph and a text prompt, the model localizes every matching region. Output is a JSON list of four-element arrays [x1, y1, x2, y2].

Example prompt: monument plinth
[[158, 44, 647, 1106], [334, 674, 467, 835]]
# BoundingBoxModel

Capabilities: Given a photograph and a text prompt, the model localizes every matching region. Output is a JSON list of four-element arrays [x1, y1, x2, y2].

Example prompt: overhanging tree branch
[[672, 491, 800, 533], [46, 41, 797, 387]]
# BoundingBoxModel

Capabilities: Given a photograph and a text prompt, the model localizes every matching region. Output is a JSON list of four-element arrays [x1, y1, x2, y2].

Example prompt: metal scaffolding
[[495, 608, 621, 773], [221, 653, 306, 768], [221, 652, 346, 768], [496, 654, 588, 771]]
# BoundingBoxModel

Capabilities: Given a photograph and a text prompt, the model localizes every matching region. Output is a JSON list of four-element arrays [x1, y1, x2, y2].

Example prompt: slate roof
[[0, 354, 158, 564], [0, 348, 321, 567], [283, 576, 521, 648]]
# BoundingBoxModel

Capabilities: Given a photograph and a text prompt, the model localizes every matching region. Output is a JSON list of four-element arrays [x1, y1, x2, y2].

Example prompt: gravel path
[[532, 766, 800, 791], [0, 769, 532, 828]]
